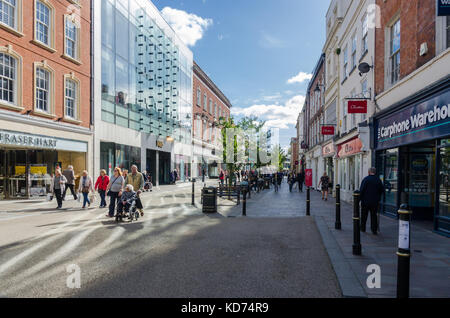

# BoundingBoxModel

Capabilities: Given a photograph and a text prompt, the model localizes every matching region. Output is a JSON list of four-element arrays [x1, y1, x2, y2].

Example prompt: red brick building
[[0, 0, 92, 200], [192, 61, 231, 178], [373, 0, 450, 234]]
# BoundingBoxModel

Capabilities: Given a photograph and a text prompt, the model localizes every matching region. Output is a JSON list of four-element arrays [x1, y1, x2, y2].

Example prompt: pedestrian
[[173, 169, 178, 185], [126, 165, 145, 216], [297, 171, 304, 192], [95, 169, 110, 208], [318, 172, 330, 201], [288, 172, 294, 192], [106, 167, 125, 218], [62, 165, 77, 201], [219, 169, 225, 186], [359, 167, 384, 235], [51, 169, 67, 209], [78, 170, 94, 209], [122, 169, 129, 185], [117, 184, 137, 218]]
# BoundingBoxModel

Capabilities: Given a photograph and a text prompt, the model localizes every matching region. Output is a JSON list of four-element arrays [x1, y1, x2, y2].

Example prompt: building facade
[[0, 0, 92, 200], [94, 0, 193, 186], [290, 137, 298, 172], [333, 0, 376, 202], [192, 61, 231, 179], [373, 0, 450, 235], [305, 54, 326, 190]]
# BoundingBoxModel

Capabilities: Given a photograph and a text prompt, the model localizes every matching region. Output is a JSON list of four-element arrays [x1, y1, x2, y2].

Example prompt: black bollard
[[352, 190, 362, 255], [219, 183, 223, 198], [191, 178, 196, 206], [242, 189, 247, 216], [397, 204, 412, 299], [306, 187, 310, 216], [247, 184, 251, 199], [335, 184, 341, 230]]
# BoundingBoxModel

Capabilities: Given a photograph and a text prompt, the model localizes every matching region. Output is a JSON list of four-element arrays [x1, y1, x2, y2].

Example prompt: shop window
[[34, 0, 55, 51], [203, 93, 207, 110], [351, 34, 357, 71], [64, 15, 80, 63], [447, 16, 450, 49], [197, 88, 201, 106], [36, 68, 49, 112], [342, 46, 348, 80], [361, 14, 368, 56], [34, 61, 54, 116], [64, 74, 80, 121], [0, 47, 23, 110], [390, 19, 401, 85]]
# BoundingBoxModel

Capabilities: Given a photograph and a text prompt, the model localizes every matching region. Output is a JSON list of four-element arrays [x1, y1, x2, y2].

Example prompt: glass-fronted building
[[94, 0, 193, 185]]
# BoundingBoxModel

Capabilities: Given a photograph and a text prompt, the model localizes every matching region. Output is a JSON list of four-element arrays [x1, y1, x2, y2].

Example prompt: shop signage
[[0, 130, 87, 152], [321, 126, 335, 135], [437, 0, 450, 16], [0, 131, 57, 149], [337, 138, 363, 158], [348, 100, 368, 114], [305, 169, 313, 187], [322, 143, 335, 157], [375, 89, 450, 150]]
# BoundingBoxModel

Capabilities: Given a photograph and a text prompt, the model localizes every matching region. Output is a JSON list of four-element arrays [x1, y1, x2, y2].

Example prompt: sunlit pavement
[[0, 179, 341, 298]]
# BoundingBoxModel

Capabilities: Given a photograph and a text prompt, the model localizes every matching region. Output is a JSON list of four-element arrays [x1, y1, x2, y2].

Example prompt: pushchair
[[115, 196, 140, 223]]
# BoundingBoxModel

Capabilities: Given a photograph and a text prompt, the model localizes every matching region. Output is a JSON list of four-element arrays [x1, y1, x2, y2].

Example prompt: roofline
[[193, 61, 232, 109]]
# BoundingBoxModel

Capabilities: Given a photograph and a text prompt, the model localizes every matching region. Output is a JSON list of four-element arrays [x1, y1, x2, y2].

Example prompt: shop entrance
[[437, 139, 450, 234], [146, 149, 171, 186], [401, 141, 436, 221]]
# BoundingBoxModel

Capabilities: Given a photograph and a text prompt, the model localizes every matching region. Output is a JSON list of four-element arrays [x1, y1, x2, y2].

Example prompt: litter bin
[[202, 187, 217, 213]]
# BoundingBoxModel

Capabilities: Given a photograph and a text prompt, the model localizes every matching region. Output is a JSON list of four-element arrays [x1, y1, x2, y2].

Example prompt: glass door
[[380, 149, 399, 216], [437, 140, 450, 234]]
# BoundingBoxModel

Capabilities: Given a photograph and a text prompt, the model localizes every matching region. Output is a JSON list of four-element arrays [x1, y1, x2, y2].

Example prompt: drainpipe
[[90, 0, 95, 175]]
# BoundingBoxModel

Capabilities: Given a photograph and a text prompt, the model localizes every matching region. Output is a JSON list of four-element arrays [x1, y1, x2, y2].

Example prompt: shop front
[[0, 130, 88, 200], [100, 142, 141, 176], [374, 83, 450, 236], [336, 136, 364, 202], [322, 141, 335, 193]]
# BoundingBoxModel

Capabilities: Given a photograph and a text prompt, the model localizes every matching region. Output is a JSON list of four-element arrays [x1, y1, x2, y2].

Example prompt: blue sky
[[153, 0, 331, 150]]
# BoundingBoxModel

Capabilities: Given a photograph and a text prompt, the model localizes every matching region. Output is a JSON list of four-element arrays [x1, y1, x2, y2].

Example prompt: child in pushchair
[[116, 184, 140, 222]]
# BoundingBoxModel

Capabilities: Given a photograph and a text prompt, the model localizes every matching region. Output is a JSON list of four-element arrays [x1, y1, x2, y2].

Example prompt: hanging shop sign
[[348, 100, 368, 114], [375, 89, 450, 150], [322, 142, 335, 157], [321, 126, 335, 135], [437, 0, 450, 16], [337, 138, 363, 158]]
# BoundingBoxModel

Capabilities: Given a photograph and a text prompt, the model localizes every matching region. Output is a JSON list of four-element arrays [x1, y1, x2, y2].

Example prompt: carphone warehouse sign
[[375, 89, 450, 150], [438, 0, 450, 16]]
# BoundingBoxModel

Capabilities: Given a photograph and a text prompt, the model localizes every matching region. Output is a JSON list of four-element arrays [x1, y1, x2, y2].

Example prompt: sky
[[153, 0, 331, 151]]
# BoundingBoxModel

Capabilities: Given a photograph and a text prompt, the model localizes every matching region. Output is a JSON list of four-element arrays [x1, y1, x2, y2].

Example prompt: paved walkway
[[217, 181, 450, 298]]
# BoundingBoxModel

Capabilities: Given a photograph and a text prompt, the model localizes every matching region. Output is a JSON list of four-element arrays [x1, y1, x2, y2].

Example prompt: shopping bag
[[77, 195, 82, 203], [89, 193, 95, 204], [46, 193, 53, 201]]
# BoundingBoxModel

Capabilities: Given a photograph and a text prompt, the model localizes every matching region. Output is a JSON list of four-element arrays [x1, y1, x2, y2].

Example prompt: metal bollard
[[242, 189, 247, 216], [247, 184, 251, 199], [335, 184, 341, 230], [191, 178, 196, 206], [352, 190, 362, 255], [397, 204, 412, 299], [306, 187, 310, 216]]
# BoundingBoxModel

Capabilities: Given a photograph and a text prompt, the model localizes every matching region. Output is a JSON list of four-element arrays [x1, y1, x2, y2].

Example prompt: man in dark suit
[[359, 167, 384, 235]]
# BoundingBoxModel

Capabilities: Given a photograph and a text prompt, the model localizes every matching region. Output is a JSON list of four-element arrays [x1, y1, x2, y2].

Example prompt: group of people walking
[[51, 165, 147, 218]]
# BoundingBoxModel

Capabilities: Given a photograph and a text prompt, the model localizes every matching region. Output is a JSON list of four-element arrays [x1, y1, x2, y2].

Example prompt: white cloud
[[232, 95, 305, 130], [161, 7, 212, 47], [259, 32, 286, 49], [287, 71, 312, 84]]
